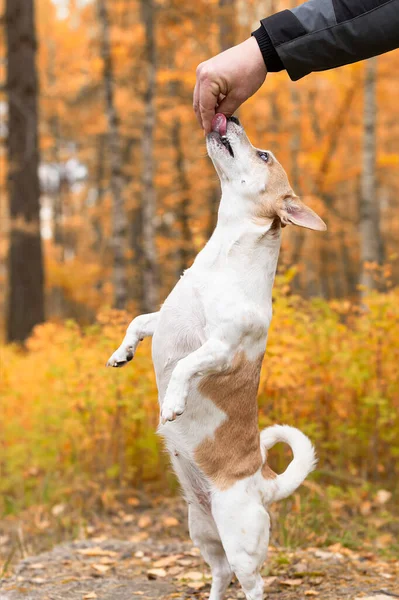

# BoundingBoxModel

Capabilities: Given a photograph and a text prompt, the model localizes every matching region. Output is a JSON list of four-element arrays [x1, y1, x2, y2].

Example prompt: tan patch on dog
[[195, 352, 270, 490], [252, 155, 296, 226]]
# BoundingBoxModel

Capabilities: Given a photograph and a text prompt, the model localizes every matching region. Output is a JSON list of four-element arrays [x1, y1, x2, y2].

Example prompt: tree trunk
[[140, 0, 158, 312], [219, 0, 236, 51], [97, 0, 128, 309], [359, 57, 384, 294], [6, 0, 45, 342]]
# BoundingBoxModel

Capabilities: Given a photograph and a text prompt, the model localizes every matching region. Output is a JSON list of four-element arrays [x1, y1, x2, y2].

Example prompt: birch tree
[[141, 0, 159, 312], [359, 57, 384, 294], [97, 0, 128, 309]]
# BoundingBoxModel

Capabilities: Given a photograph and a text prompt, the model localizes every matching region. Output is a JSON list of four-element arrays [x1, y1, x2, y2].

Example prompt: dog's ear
[[277, 194, 327, 231]]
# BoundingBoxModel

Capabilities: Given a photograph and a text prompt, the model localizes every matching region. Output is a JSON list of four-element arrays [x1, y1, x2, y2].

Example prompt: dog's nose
[[228, 116, 240, 126]]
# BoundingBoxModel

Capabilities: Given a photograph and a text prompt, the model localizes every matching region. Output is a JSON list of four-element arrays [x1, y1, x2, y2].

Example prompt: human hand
[[193, 36, 267, 133]]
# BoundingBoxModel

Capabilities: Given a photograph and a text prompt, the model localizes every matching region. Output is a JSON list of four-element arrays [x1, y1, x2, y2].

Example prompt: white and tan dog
[[107, 115, 325, 600]]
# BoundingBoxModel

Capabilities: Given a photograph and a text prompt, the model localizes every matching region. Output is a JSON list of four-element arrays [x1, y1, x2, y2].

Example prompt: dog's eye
[[258, 152, 269, 163]]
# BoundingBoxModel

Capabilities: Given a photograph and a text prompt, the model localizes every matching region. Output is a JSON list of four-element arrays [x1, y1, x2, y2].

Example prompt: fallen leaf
[[180, 571, 203, 581], [263, 576, 277, 587], [122, 514, 134, 524], [99, 557, 115, 565], [83, 593, 98, 599], [31, 577, 46, 584], [92, 564, 111, 574], [153, 555, 182, 568], [280, 579, 303, 587], [177, 559, 195, 566], [162, 516, 179, 527], [138, 515, 152, 528], [304, 591, 319, 596], [188, 581, 206, 590], [127, 497, 140, 507], [129, 532, 149, 543], [147, 568, 167, 579], [169, 566, 184, 576]]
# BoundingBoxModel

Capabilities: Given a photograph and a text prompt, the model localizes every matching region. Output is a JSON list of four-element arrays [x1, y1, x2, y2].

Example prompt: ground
[[0, 499, 398, 600]]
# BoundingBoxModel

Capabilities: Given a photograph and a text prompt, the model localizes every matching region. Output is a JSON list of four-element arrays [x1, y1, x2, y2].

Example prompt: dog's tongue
[[211, 113, 227, 136]]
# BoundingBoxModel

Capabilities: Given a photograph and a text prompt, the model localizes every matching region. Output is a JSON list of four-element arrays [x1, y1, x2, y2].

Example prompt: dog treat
[[211, 112, 227, 136]]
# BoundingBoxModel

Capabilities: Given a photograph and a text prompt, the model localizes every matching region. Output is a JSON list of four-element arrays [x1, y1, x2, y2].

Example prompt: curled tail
[[260, 424, 317, 503]]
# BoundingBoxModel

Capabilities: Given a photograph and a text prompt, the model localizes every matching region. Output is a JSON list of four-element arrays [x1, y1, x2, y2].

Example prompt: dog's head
[[206, 114, 326, 232]]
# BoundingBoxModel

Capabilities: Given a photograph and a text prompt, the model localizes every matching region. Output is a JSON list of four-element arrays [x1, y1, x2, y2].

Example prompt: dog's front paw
[[160, 384, 186, 424], [106, 345, 135, 368], [161, 400, 185, 424]]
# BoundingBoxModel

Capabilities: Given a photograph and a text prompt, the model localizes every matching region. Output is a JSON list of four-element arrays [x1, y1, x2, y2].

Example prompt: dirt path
[[0, 500, 398, 600]]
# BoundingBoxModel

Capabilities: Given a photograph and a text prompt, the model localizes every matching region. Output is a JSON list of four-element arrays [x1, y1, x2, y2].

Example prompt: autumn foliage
[[1, 276, 398, 521], [1, 0, 399, 557]]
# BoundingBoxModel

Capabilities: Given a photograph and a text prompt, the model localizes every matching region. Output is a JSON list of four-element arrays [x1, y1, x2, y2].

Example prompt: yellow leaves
[[280, 579, 303, 587], [1, 284, 399, 515], [157, 70, 195, 87], [378, 153, 399, 167]]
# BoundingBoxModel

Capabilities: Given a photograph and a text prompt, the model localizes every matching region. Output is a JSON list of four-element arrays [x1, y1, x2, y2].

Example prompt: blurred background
[[0, 0, 398, 557]]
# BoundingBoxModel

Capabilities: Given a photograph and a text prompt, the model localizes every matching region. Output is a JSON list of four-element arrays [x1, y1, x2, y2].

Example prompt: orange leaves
[[1, 283, 399, 515], [259, 274, 399, 479]]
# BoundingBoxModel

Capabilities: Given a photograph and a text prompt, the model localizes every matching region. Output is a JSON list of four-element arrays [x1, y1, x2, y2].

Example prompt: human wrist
[[243, 36, 268, 77], [251, 26, 284, 73]]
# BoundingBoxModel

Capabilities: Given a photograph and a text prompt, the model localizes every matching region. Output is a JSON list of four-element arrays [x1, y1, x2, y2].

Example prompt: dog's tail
[[260, 424, 317, 503]]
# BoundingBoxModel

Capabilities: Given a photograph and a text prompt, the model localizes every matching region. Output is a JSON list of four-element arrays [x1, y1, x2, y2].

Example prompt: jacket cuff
[[252, 25, 284, 73]]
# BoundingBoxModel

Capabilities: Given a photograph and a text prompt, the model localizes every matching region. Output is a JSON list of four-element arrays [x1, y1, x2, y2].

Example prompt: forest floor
[[0, 497, 398, 600]]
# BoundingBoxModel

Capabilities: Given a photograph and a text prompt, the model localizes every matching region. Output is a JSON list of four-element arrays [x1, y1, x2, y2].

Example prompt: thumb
[[216, 93, 243, 119]]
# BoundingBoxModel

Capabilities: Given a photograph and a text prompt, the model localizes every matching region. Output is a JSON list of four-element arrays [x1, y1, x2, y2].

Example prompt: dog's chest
[[152, 282, 205, 396], [194, 351, 264, 489]]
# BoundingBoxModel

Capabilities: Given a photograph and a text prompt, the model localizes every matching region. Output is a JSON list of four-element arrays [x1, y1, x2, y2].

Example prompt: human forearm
[[253, 0, 399, 81]]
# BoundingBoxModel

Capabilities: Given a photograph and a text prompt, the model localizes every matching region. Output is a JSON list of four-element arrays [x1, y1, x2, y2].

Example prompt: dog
[[107, 114, 325, 600]]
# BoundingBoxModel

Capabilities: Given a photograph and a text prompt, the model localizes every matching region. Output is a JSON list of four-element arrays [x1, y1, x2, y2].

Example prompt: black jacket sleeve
[[252, 0, 399, 81]]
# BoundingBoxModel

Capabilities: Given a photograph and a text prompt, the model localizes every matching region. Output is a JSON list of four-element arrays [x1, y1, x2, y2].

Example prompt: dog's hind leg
[[107, 311, 159, 367], [212, 486, 270, 600], [189, 503, 233, 600]]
